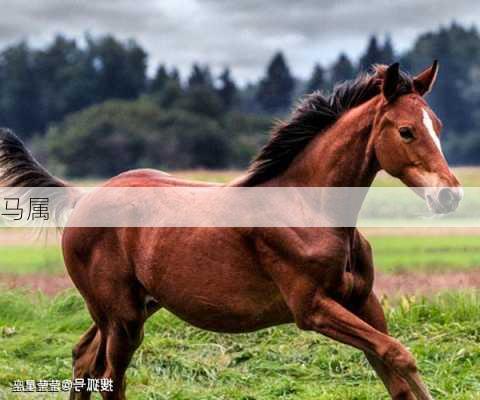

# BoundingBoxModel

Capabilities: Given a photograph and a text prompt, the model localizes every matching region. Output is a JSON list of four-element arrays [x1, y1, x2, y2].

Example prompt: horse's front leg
[[256, 228, 432, 399], [356, 293, 415, 400], [296, 290, 433, 400]]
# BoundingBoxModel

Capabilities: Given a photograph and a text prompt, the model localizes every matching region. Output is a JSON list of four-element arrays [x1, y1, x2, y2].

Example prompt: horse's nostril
[[438, 188, 456, 209]]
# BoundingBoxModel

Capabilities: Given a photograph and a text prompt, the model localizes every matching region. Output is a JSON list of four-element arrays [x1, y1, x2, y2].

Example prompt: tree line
[[1, 23, 480, 177]]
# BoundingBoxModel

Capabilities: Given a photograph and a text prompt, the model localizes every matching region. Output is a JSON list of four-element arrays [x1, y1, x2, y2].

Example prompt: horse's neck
[[274, 101, 379, 187]]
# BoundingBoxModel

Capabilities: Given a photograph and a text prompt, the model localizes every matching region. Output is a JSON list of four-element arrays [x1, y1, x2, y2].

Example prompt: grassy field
[[0, 291, 479, 400], [170, 167, 480, 186], [0, 167, 479, 399], [70, 166, 480, 186], [1, 234, 479, 276], [369, 235, 480, 273]]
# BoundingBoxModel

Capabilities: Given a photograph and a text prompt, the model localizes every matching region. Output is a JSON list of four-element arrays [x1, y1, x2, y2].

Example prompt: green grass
[[160, 167, 480, 186], [0, 291, 479, 399], [0, 245, 62, 275], [369, 235, 480, 273], [371, 167, 480, 187], [1, 235, 479, 276], [167, 167, 480, 187]]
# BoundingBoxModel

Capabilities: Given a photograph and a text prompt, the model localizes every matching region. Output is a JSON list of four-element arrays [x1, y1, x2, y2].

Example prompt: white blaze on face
[[422, 108, 443, 154]]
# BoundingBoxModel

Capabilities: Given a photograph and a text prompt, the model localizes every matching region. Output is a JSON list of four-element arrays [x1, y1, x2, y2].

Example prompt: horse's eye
[[399, 127, 415, 143]]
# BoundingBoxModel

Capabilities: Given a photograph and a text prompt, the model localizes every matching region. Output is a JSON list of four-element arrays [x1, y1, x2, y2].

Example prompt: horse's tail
[[0, 127, 83, 227]]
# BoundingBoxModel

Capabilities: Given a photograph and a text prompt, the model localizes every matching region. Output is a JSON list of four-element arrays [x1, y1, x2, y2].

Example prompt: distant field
[[369, 235, 480, 273], [0, 235, 478, 276], [0, 291, 478, 400], [372, 167, 480, 187], [171, 167, 480, 186], [68, 167, 480, 186]]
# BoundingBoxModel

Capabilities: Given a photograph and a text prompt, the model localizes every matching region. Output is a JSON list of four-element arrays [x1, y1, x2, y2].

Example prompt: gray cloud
[[0, 0, 478, 83]]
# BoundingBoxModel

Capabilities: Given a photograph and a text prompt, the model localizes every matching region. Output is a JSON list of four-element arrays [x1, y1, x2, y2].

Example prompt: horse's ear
[[382, 62, 400, 102], [413, 60, 439, 96]]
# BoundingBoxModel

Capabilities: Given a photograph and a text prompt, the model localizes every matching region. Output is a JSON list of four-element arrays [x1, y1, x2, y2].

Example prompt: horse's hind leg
[[100, 317, 145, 400], [70, 323, 107, 400], [70, 302, 146, 400], [63, 229, 156, 399], [356, 293, 415, 400]]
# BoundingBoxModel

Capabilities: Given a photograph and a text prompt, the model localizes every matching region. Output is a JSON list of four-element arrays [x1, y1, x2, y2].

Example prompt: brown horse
[[0, 62, 462, 400]]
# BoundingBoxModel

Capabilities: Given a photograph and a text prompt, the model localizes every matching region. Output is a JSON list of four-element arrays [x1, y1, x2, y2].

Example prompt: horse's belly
[[144, 260, 292, 332], [161, 287, 293, 333], [135, 228, 294, 332]]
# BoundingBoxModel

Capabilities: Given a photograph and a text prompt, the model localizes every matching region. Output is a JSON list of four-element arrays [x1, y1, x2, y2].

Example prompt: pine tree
[[217, 68, 237, 111], [0, 42, 42, 136], [85, 35, 147, 101], [151, 67, 184, 109], [331, 53, 355, 85], [359, 35, 383, 71], [150, 64, 169, 92], [183, 64, 222, 118], [256, 51, 295, 113], [306, 64, 326, 93], [380, 35, 395, 64], [169, 67, 180, 83], [187, 64, 213, 88]]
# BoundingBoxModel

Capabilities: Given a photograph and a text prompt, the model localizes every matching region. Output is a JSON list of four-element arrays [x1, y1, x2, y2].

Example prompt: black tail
[[0, 128, 65, 187], [0, 128, 82, 226]]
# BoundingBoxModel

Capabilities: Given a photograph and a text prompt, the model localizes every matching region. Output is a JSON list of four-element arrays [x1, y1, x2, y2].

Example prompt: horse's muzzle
[[426, 187, 463, 214]]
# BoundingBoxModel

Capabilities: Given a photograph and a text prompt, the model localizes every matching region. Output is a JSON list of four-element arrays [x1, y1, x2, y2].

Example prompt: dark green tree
[[182, 64, 223, 118], [157, 79, 183, 109], [34, 35, 97, 128], [169, 67, 180, 83], [44, 99, 232, 176], [150, 67, 184, 109], [306, 63, 326, 93], [180, 86, 224, 119], [187, 64, 213, 88], [359, 35, 383, 71], [380, 35, 395, 64], [217, 67, 237, 111], [0, 41, 41, 136], [150, 64, 169, 93], [256, 52, 295, 113], [86, 35, 147, 101], [403, 23, 480, 134], [331, 53, 355, 85]]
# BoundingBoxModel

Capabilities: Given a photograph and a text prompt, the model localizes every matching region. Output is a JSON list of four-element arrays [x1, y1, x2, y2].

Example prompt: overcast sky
[[1, 0, 479, 83]]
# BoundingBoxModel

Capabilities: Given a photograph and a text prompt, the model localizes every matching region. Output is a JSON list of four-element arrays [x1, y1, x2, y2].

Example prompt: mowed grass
[[0, 235, 479, 276], [0, 291, 479, 399], [369, 235, 480, 273], [0, 245, 62, 275], [371, 167, 480, 187]]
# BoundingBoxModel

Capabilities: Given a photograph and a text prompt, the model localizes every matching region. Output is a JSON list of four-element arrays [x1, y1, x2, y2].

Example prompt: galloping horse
[[0, 62, 462, 400]]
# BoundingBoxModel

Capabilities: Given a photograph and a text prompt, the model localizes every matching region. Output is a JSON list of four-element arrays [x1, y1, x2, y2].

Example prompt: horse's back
[[102, 168, 222, 188]]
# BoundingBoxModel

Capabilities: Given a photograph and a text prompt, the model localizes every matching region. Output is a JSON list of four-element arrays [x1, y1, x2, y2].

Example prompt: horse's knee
[[381, 340, 417, 376], [293, 292, 334, 332], [292, 306, 329, 332]]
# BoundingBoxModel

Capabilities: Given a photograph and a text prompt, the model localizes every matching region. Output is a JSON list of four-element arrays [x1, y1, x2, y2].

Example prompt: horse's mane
[[243, 64, 414, 186]]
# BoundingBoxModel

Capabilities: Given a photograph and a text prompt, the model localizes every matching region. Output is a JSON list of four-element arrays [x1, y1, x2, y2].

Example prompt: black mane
[[243, 65, 414, 186]]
